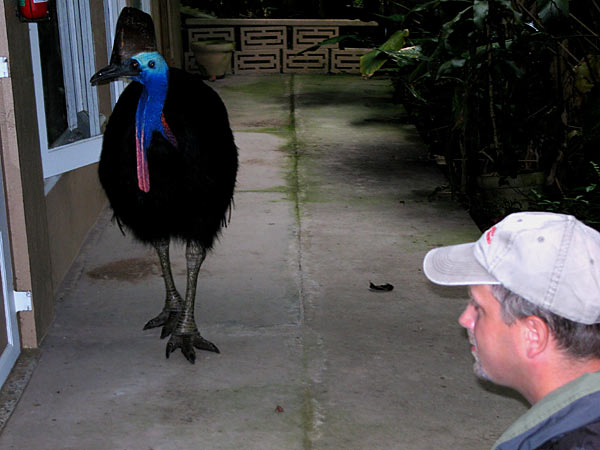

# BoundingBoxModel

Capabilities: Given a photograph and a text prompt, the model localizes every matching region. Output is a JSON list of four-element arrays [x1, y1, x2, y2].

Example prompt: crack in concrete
[[288, 74, 305, 324], [287, 74, 315, 450], [287, 74, 326, 450]]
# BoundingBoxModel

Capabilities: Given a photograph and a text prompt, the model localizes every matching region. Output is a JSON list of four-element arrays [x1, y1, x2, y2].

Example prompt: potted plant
[[191, 40, 235, 81]]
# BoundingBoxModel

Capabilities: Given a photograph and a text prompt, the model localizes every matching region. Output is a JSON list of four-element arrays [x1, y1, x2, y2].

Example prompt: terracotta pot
[[191, 40, 235, 80]]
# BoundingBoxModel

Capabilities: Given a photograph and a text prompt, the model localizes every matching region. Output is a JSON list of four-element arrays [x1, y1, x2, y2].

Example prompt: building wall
[[2, 4, 54, 347], [45, 164, 107, 297], [1, 1, 112, 347]]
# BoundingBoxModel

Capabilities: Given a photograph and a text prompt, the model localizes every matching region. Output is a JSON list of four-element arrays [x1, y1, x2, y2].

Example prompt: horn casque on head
[[109, 7, 157, 66]]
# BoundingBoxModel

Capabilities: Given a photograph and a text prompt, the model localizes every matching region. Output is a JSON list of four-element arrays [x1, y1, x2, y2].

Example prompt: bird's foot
[[143, 308, 181, 339], [165, 332, 220, 364]]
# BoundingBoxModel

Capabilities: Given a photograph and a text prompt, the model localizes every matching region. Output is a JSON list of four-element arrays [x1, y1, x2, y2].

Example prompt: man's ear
[[521, 315, 550, 359]]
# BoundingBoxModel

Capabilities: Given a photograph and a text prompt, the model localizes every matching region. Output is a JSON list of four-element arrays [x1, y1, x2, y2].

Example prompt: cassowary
[[90, 8, 237, 363]]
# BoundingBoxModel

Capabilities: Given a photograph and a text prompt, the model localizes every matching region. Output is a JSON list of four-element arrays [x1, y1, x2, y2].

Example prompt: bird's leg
[[166, 241, 219, 363], [143, 238, 183, 338]]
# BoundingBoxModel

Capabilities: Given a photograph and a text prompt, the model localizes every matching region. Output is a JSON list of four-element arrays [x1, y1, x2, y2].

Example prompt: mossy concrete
[[0, 74, 527, 449], [219, 74, 526, 448]]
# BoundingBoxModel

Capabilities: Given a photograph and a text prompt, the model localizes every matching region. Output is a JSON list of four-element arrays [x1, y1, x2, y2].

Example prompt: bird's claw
[[143, 309, 181, 338], [165, 333, 220, 364]]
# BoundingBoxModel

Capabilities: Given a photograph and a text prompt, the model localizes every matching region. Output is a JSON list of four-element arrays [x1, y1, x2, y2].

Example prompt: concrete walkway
[[0, 74, 527, 449]]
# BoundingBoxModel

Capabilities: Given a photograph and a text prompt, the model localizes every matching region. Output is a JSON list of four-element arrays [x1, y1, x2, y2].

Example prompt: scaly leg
[[143, 238, 183, 338], [166, 241, 219, 363]]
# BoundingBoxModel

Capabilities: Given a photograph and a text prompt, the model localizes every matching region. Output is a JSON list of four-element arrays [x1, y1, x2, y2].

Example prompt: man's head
[[424, 212, 600, 324], [423, 212, 600, 401]]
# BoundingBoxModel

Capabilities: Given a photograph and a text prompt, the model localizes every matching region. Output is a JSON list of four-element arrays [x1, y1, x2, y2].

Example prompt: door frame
[[0, 155, 21, 388]]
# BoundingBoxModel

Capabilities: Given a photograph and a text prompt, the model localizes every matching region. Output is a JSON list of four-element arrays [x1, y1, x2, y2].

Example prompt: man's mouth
[[468, 333, 477, 353]]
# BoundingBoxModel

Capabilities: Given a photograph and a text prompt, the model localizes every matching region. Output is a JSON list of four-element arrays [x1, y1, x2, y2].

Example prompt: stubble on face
[[468, 330, 491, 381]]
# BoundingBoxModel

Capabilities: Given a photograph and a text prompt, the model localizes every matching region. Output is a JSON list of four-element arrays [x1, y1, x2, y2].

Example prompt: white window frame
[[31, 0, 103, 180], [32, 0, 153, 183]]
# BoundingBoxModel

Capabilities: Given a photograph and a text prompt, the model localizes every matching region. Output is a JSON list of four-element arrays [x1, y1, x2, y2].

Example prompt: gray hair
[[492, 284, 600, 359]]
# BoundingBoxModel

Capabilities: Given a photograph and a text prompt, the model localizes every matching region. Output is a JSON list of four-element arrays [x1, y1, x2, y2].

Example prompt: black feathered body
[[99, 68, 237, 249]]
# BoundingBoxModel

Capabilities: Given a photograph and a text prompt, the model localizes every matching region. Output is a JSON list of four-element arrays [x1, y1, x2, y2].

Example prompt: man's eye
[[148, 61, 155, 69]]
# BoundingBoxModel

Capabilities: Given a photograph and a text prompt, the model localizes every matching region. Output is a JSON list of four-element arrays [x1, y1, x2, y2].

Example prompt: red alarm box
[[19, 0, 49, 21]]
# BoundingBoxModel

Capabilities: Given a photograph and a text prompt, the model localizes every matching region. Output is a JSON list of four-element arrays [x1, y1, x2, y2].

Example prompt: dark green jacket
[[492, 371, 600, 450]]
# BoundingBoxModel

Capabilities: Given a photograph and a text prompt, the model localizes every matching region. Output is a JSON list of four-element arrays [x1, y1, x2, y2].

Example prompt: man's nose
[[459, 304, 475, 329]]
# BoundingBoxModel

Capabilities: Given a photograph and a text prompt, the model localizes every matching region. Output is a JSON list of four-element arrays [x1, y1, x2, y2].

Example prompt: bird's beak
[[90, 59, 141, 85]]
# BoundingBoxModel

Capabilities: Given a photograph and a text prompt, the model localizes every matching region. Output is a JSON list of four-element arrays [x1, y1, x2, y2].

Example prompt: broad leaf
[[537, 0, 569, 23], [437, 58, 466, 77], [360, 50, 388, 77], [441, 6, 474, 42], [408, 60, 431, 83], [385, 45, 423, 60], [380, 29, 410, 51], [360, 29, 409, 77], [384, 46, 424, 69], [374, 13, 406, 23], [405, 82, 428, 103], [409, 0, 442, 13], [295, 35, 363, 55], [473, 0, 488, 29]]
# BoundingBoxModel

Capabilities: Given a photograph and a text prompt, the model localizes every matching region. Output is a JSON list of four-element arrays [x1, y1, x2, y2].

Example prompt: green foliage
[[365, 0, 600, 224], [537, 0, 569, 23], [360, 29, 410, 76], [180, 0, 286, 18], [295, 35, 363, 55], [529, 162, 600, 228]]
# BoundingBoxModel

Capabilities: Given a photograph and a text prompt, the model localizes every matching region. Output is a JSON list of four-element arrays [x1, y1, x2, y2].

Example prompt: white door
[[0, 157, 21, 388]]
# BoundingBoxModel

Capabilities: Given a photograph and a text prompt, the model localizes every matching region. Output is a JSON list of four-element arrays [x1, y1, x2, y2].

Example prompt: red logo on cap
[[486, 226, 497, 244]]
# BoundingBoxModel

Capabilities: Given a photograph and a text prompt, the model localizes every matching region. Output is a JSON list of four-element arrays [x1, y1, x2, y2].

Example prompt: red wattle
[[136, 132, 150, 192], [161, 113, 178, 148]]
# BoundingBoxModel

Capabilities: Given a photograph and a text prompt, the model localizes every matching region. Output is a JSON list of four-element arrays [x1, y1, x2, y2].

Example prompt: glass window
[[30, 0, 102, 179]]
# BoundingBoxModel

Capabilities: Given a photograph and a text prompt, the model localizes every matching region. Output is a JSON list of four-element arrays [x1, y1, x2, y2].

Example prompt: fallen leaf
[[369, 282, 394, 292]]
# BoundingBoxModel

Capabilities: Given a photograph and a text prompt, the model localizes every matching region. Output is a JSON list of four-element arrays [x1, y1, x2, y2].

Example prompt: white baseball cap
[[423, 212, 600, 324]]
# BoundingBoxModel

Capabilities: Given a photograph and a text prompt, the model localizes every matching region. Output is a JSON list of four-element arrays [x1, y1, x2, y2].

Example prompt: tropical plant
[[529, 161, 600, 227], [359, 0, 600, 225]]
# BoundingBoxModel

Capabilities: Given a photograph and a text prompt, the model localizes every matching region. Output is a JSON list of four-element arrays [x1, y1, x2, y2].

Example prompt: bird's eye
[[148, 61, 155, 69]]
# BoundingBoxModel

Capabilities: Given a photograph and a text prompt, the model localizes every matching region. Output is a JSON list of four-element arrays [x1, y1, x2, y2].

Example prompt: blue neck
[[132, 52, 171, 151], [135, 85, 168, 151]]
